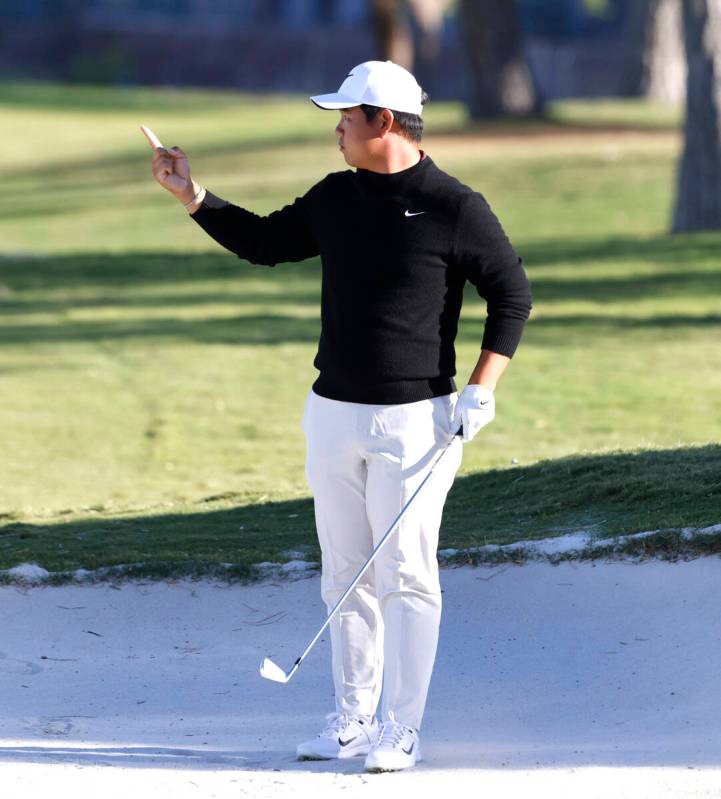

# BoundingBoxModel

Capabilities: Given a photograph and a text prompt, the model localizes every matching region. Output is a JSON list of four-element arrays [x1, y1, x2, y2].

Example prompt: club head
[[259, 657, 289, 683]]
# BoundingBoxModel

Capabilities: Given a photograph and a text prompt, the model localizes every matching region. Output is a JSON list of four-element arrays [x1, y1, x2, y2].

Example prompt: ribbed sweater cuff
[[481, 319, 527, 358], [192, 189, 228, 215]]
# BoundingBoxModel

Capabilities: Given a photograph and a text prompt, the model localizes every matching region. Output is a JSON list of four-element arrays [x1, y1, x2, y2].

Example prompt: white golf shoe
[[364, 711, 422, 772], [296, 712, 379, 760]]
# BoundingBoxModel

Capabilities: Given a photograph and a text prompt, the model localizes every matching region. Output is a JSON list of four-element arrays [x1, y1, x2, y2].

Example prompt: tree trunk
[[672, 0, 721, 232], [458, 0, 544, 119], [644, 0, 686, 103], [620, 0, 685, 102], [370, 0, 415, 69], [370, 0, 448, 71], [407, 0, 448, 62], [619, 0, 655, 96]]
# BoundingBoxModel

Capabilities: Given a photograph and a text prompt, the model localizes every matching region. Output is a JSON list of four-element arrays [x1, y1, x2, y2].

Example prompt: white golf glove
[[451, 384, 495, 443]]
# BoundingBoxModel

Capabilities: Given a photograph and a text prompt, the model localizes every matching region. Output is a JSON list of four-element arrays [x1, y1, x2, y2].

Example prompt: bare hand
[[140, 125, 192, 198]]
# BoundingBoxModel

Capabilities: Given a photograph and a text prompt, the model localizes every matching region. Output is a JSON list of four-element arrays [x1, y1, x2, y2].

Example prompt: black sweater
[[190, 153, 532, 404]]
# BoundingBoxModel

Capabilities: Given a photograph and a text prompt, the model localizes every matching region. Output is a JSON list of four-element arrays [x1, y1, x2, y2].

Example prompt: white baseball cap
[[310, 60, 424, 115]]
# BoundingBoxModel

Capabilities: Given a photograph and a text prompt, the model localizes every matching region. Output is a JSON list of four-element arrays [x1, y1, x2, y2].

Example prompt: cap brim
[[309, 92, 360, 110]]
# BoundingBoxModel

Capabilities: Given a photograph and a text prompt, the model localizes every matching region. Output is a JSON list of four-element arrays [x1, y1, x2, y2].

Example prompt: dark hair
[[359, 90, 429, 143]]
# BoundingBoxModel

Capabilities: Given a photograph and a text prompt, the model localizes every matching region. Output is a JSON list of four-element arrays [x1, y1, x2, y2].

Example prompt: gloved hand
[[451, 384, 495, 443]]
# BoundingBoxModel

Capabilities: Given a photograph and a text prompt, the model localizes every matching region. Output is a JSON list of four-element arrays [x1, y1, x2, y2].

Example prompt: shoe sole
[[365, 753, 421, 773], [297, 747, 373, 761], [366, 764, 418, 773]]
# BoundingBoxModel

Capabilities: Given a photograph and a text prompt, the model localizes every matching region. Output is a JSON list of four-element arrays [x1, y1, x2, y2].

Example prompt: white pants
[[301, 388, 464, 730]]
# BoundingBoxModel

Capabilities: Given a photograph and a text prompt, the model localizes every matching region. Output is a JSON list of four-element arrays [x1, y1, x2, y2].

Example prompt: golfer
[[144, 60, 532, 773]]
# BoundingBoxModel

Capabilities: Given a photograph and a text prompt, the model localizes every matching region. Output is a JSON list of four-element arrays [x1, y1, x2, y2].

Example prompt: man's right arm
[[146, 139, 320, 267], [182, 180, 321, 267]]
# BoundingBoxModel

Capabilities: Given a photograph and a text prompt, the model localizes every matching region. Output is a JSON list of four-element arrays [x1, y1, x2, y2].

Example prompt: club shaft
[[286, 429, 461, 678]]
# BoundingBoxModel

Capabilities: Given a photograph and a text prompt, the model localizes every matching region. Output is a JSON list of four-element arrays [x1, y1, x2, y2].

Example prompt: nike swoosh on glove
[[452, 384, 495, 443]]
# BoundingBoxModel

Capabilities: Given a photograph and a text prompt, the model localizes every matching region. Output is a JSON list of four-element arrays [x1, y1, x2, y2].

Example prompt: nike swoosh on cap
[[404, 210, 426, 217]]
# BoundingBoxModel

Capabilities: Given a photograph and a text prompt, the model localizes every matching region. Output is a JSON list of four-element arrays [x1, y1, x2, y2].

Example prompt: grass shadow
[[523, 232, 721, 269], [2, 246, 721, 347], [1, 444, 719, 581]]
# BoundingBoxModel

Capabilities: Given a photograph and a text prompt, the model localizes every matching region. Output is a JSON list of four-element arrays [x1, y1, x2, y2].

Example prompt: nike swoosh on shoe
[[338, 735, 359, 747]]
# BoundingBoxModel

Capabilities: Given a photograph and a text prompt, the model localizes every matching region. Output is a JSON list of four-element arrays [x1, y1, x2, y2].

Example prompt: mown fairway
[[1, 82, 719, 578]]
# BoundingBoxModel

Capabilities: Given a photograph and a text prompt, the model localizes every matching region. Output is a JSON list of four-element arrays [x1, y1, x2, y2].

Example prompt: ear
[[378, 108, 395, 136]]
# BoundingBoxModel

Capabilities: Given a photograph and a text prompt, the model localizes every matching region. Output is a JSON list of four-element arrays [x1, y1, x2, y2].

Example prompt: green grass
[[0, 80, 718, 579], [547, 97, 683, 130]]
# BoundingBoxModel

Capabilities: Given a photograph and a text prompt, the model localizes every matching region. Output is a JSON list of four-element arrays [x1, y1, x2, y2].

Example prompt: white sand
[[1, 558, 720, 798]]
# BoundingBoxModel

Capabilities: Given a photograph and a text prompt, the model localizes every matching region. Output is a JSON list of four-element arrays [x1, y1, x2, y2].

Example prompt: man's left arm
[[451, 192, 532, 441], [468, 348, 510, 391]]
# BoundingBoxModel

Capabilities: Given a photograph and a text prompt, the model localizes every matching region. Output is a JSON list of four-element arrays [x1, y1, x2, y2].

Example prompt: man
[[145, 60, 532, 773]]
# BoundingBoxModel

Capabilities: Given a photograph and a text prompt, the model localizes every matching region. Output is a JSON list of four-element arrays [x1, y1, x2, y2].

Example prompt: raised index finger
[[140, 124, 164, 150]]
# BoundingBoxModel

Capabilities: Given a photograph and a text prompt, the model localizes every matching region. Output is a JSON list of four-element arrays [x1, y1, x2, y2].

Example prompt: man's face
[[335, 106, 378, 168]]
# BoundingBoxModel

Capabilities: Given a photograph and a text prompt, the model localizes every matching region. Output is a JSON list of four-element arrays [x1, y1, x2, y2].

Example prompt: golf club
[[259, 422, 464, 684]]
